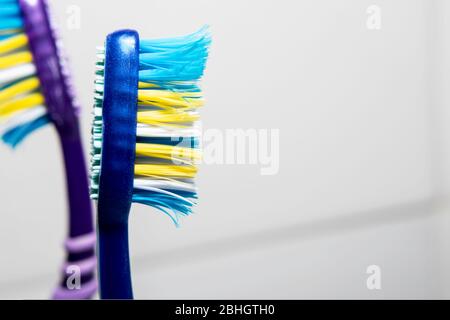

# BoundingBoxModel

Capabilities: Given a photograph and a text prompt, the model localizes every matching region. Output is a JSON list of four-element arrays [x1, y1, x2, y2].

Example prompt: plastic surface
[[97, 29, 139, 299], [18, 0, 96, 299]]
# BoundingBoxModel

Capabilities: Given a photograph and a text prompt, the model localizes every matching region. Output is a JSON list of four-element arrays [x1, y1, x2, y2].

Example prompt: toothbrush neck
[[98, 221, 134, 299], [57, 121, 94, 238]]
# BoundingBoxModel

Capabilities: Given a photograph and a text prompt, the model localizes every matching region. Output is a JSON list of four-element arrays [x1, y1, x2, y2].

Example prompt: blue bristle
[[0, 17, 23, 30], [0, 0, 22, 31], [138, 26, 211, 82], [0, 34, 14, 41], [142, 81, 202, 93], [0, 3, 20, 16], [133, 191, 197, 226], [0, 0, 19, 5], [2, 115, 49, 148]]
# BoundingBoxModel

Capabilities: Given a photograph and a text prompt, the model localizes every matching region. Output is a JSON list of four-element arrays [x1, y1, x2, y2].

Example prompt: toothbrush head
[[91, 27, 211, 225], [0, 0, 79, 147]]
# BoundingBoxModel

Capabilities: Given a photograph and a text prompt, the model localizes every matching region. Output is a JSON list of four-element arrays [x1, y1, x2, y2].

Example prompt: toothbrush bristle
[[0, 1, 49, 147], [90, 46, 104, 198], [0, 0, 23, 32], [91, 27, 210, 225]]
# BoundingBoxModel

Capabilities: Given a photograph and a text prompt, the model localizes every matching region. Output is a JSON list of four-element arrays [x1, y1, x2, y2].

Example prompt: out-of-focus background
[[1, 0, 450, 299]]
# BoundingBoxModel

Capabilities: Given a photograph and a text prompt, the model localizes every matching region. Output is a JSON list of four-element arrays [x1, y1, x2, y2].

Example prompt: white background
[[1, 0, 450, 299]]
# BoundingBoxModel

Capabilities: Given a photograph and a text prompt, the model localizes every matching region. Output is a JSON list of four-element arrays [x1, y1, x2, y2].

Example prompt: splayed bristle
[[90, 47, 104, 197], [91, 26, 210, 225], [139, 26, 211, 82], [0, 4, 49, 148]]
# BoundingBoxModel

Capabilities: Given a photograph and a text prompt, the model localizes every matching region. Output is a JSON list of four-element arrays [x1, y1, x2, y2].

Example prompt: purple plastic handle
[[19, 0, 79, 134], [65, 232, 96, 253], [61, 256, 97, 275], [18, 0, 96, 299]]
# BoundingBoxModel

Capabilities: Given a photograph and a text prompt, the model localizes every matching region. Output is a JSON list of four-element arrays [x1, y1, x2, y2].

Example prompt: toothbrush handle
[[59, 130, 93, 238], [18, 0, 96, 299], [95, 29, 138, 300], [52, 126, 97, 299], [98, 222, 134, 299]]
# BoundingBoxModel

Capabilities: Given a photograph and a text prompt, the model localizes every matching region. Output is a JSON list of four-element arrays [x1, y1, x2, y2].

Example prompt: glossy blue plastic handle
[[97, 29, 139, 299]]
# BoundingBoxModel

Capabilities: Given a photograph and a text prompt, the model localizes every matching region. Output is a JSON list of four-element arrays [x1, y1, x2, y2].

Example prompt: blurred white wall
[[0, 0, 449, 299], [435, 0, 450, 299]]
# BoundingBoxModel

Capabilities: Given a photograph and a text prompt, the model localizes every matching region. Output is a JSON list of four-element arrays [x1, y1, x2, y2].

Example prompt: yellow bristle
[[0, 77, 40, 104], [0, 51, 33, 69], [136, 143, 201, 165], [0, 93, 44, 118], [138, 82, 158, 89], [138, 90, 203, 109], [134, 164, 197, 179], [137, 110, 199, 127], [0, 34, 28, 55]]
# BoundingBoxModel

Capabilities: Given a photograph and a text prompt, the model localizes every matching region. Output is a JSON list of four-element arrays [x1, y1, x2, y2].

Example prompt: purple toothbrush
[[0, 0, 96, 299]]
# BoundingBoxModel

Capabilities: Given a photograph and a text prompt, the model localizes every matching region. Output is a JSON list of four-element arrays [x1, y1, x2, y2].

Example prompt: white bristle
[[136, 123, 201, 138], [0, 63, 36, 86], [134, 179, 197, 193], [0, 106, 46, 134]]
